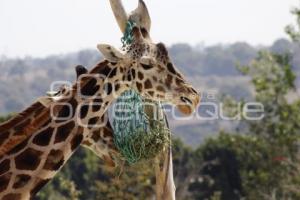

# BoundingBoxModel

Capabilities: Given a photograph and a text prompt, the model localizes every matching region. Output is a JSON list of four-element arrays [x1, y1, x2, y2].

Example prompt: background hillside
[[0, 38, 299, 146], [2, 37, 300, 199]]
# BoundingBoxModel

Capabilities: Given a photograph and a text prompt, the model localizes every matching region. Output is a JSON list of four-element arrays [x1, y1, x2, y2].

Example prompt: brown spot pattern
[[32, 127, 54, 146], [0, 159, 10, 176], [8, 139, 29, 155], [108, 67, 117, 78], [80, 77, 99, 97], [115, 83, 120, 92], [104, 82, 113, 95], [54, 121, 75, 143], [79, 105, 89, 119], [0, 173, 11, 192], [13, 174, 31, 189], [165, 74, 173, 88], [92, 104, 102, 112], [44, 150, 64, 171], [88, 117, 99, 127], [0, 102, 42, 133], [148, 91, 154, 97], [91, 131, 100, 142], [136, 82, 143, 92], [15, 148, 43, 170], [0, 131, 9, 146], [176, 78, 184, 86], [103, 127, 113, 138], [131, 69, 136, 79], [157, 86, 166, 93], [71, 134, 84, 151], [2, 193, 21, 200], [138, 72, 144, 80], [97, 65, 111, 77], [14, 119, 31, 134], [144, 79, 152, 89]]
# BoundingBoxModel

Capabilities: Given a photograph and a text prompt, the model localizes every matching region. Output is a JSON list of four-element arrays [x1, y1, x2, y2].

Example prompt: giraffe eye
[[141, 63, 153, 70]]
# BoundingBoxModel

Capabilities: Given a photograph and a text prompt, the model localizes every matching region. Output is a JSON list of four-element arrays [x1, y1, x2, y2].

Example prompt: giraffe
[[94, 1, 179, 199], [0, 1, 200, 199]]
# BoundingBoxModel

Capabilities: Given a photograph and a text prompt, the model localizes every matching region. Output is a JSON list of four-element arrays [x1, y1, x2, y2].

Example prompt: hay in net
[[112, 90, 170, 164]]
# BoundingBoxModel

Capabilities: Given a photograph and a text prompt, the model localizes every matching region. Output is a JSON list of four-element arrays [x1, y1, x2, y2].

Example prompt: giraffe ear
[[97, 44, 125, 62], [130, 0, 151, 33]]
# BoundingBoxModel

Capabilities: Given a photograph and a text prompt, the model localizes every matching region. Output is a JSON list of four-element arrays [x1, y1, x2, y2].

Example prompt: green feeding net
[[112, 90, 170, 164], [121, 20, 136, 46], [112, 19, 170, 164]]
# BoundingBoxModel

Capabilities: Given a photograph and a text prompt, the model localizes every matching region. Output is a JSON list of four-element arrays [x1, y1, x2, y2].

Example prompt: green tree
[[188, 51, 300, 199]]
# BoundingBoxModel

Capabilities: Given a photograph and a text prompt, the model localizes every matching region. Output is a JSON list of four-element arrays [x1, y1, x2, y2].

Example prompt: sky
[[0, 0, 298, 58]]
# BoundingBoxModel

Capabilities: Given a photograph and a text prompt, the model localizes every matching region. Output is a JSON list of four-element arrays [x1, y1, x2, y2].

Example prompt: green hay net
[[112, 90, 170, 164], [121, 20, 136, 46], [112, 20, 170, 164]]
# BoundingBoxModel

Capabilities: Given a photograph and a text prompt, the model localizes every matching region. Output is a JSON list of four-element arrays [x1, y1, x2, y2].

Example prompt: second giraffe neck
[[74, 61, 131, 128], [0, 60, 131, 200]]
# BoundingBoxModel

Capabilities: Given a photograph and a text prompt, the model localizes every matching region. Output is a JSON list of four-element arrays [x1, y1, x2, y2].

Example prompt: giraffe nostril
[[180, 97, 193, 105]]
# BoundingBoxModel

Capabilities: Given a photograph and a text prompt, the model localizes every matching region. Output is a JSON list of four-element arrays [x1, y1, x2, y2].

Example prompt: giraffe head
[[97, 1, 199, 115]]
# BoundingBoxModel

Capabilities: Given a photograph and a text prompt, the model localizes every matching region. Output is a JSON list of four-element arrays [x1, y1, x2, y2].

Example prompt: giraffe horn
[[129, 0, 151, 33], [109, 0, 128, 33]]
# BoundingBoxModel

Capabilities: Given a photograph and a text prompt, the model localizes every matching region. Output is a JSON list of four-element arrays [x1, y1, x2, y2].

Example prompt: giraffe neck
[[0, 102, 49, 157], [0, 97, 83, 200], [81, 114, 117, 167], [75, 61, 131, 128], [0, 60, 130, 200]]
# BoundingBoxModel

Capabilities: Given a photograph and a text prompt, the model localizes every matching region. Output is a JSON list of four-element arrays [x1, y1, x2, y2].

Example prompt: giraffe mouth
[[177, 105, 193, 115]]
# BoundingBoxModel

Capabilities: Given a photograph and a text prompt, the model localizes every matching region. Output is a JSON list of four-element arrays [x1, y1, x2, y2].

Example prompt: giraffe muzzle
[[177, 94, 200, 115]]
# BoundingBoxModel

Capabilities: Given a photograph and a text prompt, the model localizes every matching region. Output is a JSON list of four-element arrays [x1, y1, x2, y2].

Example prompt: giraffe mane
[[0, 102, 43, 133], [0, 101, 52, 157]]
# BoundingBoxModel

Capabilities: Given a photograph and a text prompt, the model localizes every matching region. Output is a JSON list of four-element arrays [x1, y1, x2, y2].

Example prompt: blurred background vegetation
[[1, 3, 300, 200]]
